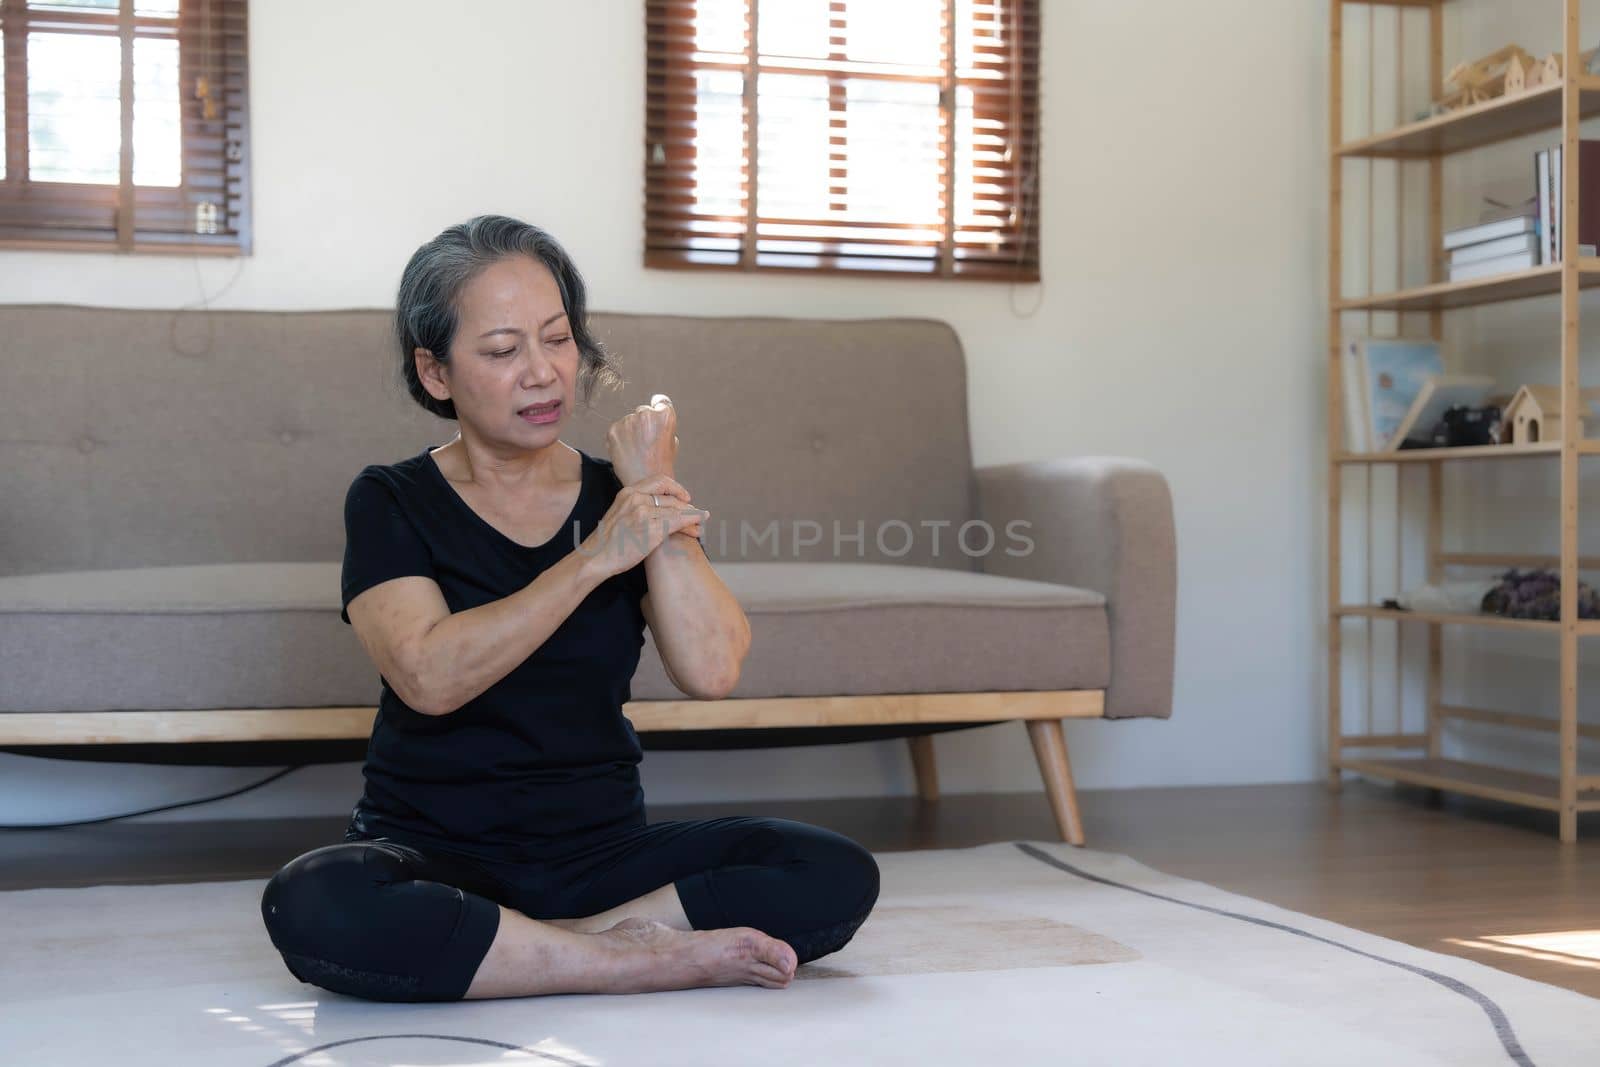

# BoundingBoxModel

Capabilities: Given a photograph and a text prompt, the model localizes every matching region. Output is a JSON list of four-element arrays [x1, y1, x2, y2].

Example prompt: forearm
[[645, 530, 751, 698], [412, 549, 610, 715]]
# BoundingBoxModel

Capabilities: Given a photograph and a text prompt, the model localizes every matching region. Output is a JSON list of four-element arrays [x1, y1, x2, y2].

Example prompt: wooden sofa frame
[[0, 690, 1103, 845]]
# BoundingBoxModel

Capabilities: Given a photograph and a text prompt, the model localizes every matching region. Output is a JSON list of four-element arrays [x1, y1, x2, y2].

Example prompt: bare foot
[[593, 916, 798, 993]]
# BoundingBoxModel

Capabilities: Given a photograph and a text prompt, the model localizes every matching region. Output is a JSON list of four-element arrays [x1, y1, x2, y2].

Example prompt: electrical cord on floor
[[0, 765, 308, 830]]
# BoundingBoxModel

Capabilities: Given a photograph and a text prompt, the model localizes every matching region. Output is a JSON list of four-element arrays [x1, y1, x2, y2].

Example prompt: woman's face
[[424, 254, 579, 447]]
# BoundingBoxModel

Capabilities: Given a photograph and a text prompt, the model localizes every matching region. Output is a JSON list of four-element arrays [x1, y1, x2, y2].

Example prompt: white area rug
[[3, 840, 1598, 1066]]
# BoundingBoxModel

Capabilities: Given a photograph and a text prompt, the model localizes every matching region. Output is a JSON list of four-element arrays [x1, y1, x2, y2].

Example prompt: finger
[[636, 487, 692, 511], [672, 506, 709, 532], [637, 496, 703, 524], [671, 501, 709, 521]]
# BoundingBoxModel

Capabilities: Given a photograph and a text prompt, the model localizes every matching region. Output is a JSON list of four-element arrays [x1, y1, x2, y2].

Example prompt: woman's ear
[[415, 346, 449, 402]]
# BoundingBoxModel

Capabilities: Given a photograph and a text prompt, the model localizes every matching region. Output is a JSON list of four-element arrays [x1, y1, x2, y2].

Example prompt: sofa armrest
[[974, 456, 1177, 720]]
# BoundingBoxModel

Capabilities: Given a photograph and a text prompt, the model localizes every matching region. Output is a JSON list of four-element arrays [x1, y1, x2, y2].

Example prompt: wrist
[[616, 464, 675, 486], [571, 538, 618, 590]]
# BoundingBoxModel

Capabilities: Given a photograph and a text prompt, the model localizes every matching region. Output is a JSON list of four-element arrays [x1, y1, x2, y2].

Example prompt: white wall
[[0, 0, 1329, 824]]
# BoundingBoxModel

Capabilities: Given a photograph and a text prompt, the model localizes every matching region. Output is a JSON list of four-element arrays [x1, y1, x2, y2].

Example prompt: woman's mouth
[[518, 400, 561, 425]]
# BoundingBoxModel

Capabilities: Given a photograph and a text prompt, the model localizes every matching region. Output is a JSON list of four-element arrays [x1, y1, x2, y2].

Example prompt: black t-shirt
[[339, 443, 650, 863]]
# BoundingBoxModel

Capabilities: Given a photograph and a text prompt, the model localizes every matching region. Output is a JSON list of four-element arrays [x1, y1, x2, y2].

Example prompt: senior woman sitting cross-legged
[[259, 214, 880, 1002]]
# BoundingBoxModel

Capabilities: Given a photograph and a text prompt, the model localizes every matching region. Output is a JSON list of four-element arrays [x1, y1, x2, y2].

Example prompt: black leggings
[[259, 815, 881, 1002]]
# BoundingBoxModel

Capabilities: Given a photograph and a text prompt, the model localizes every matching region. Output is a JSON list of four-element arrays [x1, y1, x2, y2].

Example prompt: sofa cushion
[[644, 562, 1109, 700], [0, 564, 372, 714], [0, 562, 1109, 713]]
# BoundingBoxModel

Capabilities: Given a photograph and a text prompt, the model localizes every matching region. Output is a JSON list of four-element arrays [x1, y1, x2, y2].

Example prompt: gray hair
[[394, 215, 622, 420]]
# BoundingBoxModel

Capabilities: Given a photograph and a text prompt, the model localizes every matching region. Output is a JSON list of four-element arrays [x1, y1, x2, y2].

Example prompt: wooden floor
[[3, 778, 1598, 1000]]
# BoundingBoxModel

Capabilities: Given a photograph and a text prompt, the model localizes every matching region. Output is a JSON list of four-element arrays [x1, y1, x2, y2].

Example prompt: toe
[[756, 964, 792, 987]]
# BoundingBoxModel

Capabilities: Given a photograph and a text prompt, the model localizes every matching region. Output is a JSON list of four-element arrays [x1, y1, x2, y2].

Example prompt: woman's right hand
[[579, 473, 709, 579]]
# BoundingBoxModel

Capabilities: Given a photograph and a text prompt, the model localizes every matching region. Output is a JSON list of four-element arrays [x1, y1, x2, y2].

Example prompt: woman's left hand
[[607, 393, 680, 486]]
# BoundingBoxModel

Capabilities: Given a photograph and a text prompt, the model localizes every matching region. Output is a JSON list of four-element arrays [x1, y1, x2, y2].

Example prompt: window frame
[[644, 0, 1040, 282], [0, 0, 251, 255]]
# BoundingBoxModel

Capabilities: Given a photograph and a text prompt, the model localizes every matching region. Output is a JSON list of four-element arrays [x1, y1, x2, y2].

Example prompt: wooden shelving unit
[[1340, 440, 1600, 461], [1334, 757, 1600, 812], [1335, 605, 1584, 634], [1336, 75, 1600, 158], [1335, 259, 1600, 312], [1329, 0, 1600, 841]]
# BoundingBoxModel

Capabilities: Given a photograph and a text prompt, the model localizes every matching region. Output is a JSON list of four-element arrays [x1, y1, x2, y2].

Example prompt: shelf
[[1336, 77, 1600, 159], [1337, 260, 1600, 312], [1335, 605, 1600, 635], [1337, 605, 1554, 632], [1338, 441, 1600, 463], [1337, 442, 1563, 463], [1335, 756, 1600, 812]]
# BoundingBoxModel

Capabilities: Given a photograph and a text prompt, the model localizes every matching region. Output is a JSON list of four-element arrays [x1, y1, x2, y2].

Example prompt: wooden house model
[[1505, 53, 1542, 93], [1536, 47, 1600, 88], [1501, 384, 1600, 444], [1474, 45, 1600, 100], [1440, 44, 1535, 109]]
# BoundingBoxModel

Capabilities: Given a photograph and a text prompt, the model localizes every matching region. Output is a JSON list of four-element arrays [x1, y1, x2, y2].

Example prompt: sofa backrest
[[1, 305, 976, 575]]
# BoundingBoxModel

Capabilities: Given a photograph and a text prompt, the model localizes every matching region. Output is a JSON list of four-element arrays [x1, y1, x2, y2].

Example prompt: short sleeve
[[340, 472, 435, 624]]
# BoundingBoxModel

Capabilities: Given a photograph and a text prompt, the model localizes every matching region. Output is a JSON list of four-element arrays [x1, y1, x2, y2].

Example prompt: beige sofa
[[0, 305, 1177, 844]]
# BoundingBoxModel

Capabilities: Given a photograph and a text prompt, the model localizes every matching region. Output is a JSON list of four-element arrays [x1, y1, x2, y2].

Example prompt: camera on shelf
[[1427, 404, 1502, 448]]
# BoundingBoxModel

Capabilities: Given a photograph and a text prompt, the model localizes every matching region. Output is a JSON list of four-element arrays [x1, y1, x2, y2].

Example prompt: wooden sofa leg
[[1025, 718, 1086, 847], [907, 734, 940, 802]]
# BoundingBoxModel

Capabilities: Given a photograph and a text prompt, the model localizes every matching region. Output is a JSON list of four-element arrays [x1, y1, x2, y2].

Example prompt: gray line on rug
[[1014, 842, 1534, 1067], [262, 1033, 579, 1066]]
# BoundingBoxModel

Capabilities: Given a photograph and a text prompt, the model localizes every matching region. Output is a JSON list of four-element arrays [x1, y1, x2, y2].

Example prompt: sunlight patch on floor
[[1445, 930, 1600, 971]]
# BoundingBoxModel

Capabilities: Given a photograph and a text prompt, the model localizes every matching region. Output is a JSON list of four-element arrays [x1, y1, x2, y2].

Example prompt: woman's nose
[[519, 346, 556, 384]]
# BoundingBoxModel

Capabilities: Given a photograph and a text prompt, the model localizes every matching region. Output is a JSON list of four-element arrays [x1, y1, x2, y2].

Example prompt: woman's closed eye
[[488, 338, 567, 357]]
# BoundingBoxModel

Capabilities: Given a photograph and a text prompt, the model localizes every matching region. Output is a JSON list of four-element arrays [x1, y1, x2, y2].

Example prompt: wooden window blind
[[645, 0, 1039, 281], [0, 0, 250, 253]]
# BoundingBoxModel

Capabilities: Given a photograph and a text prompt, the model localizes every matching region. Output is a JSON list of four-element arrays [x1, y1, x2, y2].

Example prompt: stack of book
[[1445, 215, 1538, 282], [1445, 139, 1600, 282]]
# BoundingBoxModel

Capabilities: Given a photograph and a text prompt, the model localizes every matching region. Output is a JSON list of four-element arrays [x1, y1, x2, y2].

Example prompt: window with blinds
[[0, 0, 250, 253], [645, 0, 1039, 281]]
